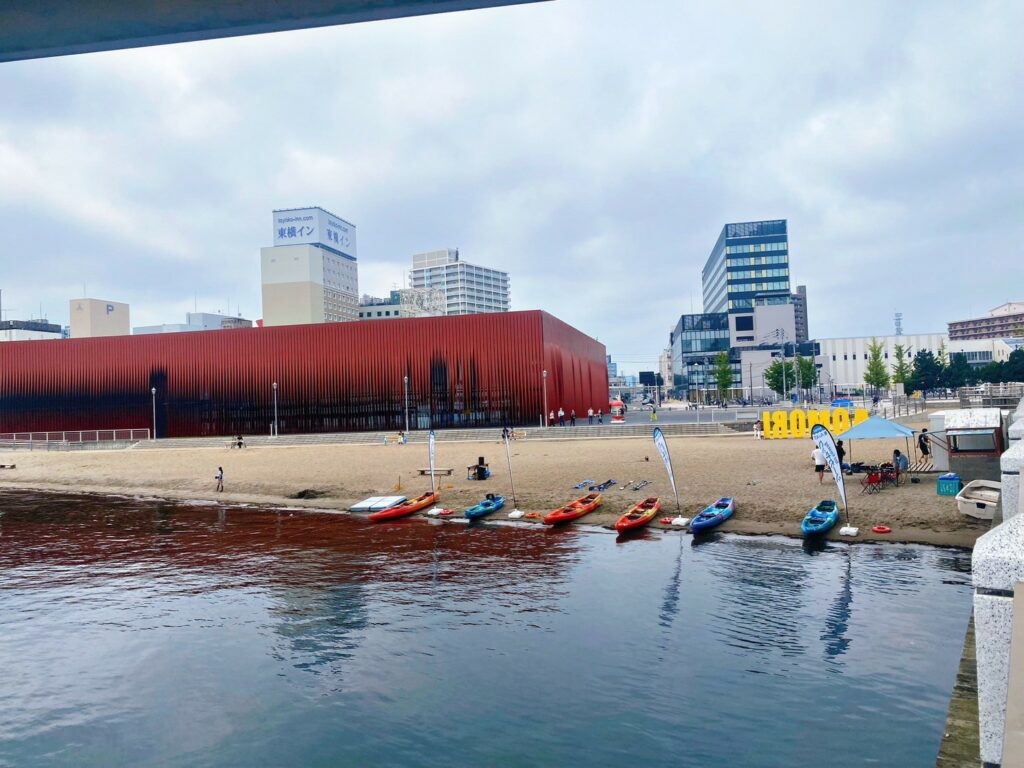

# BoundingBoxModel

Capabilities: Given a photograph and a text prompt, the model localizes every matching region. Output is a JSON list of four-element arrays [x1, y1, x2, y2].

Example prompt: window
[[843, 354, 848, 360], [735, 316, 754, 331]]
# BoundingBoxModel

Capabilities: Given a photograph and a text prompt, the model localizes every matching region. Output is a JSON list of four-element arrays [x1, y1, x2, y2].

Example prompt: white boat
[[955, 479, 1001, 521]]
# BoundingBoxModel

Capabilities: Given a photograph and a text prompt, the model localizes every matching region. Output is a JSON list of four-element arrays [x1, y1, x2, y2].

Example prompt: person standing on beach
[[558, 407, 565, 427], [836, 439, 846, 468], [597, 409, 603, 424], [215, 467, 224, 492], [587, 407, 594, 425], [754, 419, 763, 439], [918, 428, 930, 459], [549, 410, 555, 427], [570, 409, 576, 427], [811, 446, 825, 484]]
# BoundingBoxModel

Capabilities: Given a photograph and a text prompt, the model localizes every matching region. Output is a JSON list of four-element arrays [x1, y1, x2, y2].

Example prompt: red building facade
[[0, 311, 607, 437]]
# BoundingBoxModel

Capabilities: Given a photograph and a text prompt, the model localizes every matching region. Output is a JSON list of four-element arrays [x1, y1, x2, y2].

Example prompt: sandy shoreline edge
[[1, 429, 987, 549]]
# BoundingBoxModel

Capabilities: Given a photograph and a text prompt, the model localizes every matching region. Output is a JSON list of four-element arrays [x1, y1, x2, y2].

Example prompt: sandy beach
[[0, 429, 988, 547]]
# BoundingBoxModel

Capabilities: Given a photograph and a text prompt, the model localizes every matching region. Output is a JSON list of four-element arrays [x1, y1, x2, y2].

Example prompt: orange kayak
[[368, 491, 439, 522], [543, 493, 602, 525], [614, 497, 661, 532]]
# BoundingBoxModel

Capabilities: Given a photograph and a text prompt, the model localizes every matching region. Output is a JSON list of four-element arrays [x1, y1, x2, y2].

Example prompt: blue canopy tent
[[839, 416, 917, 467]]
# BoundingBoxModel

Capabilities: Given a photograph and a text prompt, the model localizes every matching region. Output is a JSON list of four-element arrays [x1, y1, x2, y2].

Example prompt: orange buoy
[[872, 525, 892, 534], [660, 517, 673, 525]]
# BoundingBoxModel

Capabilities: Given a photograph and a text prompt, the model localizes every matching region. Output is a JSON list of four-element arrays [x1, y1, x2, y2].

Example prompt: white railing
[[0, 429, 150, 443]]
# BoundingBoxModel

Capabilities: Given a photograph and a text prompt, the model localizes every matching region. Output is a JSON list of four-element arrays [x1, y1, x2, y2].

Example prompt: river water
[[0, 490, 972, 767]]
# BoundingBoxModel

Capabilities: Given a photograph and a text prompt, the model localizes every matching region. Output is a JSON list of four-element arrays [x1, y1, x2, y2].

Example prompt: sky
[[0, 0, 1021, 374]]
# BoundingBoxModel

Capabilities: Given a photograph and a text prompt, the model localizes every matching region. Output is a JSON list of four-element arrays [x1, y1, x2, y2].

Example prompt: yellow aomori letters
[[759, 408, 868, 439]]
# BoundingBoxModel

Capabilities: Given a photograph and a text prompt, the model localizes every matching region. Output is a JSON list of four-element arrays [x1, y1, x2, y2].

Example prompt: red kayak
[[368, 491, 439, 522], [614, 497, 661, 533], [543, 493, 602, 525]]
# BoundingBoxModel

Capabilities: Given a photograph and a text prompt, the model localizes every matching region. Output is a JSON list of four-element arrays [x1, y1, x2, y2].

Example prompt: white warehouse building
[[817, 334, 1014, 390]]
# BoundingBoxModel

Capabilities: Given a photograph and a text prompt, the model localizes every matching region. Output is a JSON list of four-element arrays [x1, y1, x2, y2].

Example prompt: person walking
[[558, 407, 565, 427], [587, 407, 594, 425], [215, 466, 224, 492], [918, 428, 931, 460], [811, 446, 825, 484], [597, 409, 603, 424], [570, 409, 577, 427]]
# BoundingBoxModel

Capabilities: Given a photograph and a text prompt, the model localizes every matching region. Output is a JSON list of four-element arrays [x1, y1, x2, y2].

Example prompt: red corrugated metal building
[[0, 310, 607, 437]]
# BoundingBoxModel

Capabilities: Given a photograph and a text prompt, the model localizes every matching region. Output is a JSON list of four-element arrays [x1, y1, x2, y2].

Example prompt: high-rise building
[[948, 303, 1024, 340], [408, 249, 510, 315], [791, 285, 808, 343], [261, 207, 358, 327], [70, 298, 130, 338], [667, 219, 809, 401], [701, 220, 790, 314]]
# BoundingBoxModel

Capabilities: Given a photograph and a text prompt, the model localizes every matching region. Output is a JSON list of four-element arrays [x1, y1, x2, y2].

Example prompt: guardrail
[[0, 429, 150, 443]]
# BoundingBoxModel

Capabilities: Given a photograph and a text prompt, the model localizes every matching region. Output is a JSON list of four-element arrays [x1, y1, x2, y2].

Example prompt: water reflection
[[822, 547, 853, 665], [0, 490, 975, 768]]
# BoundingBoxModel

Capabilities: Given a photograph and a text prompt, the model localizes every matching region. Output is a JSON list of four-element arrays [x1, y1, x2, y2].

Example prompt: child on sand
[[215, 467, 224, 492]]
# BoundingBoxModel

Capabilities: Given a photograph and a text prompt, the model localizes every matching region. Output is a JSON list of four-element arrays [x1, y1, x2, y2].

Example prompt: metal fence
[[0, 428, 150, 445]]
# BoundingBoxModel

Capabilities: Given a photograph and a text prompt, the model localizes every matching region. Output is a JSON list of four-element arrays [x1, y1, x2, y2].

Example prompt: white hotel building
[[408, 249, 510, 315]]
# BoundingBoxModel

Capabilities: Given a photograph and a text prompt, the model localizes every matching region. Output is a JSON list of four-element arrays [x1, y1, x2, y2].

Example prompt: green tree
[[945, 353, 975, 389], [978, 361, 1005, 384], [712, 351, 734, 401], [907, 350, 943, 392], [863, 338, 890, 392], [937, 341, 949, 369], [764, 358, 796, 396], [796, 355, 818, 387], [891, 343, 911, 384], [1006, 348, 1024, 382]]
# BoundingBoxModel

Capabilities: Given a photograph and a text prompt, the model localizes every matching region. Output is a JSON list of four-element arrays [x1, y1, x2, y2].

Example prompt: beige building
[[261, 207, 359, 327], [948, 302, 1024, 340], [261, 243, 359, 326], [69, 298, 130, 338]]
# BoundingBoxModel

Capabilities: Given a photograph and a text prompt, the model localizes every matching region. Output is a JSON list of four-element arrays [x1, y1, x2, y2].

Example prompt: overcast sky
[[1, 0, 1021, 373]]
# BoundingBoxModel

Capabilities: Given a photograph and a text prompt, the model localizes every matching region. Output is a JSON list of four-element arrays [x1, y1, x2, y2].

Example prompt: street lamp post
[[542, 369, 548, 427], [403, 375, 410, 433], [272, 381, 279, 437], [150, 387, 157, 440]]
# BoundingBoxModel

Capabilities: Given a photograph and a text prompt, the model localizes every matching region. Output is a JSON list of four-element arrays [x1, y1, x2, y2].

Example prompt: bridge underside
[[0, 0, 546, 63]]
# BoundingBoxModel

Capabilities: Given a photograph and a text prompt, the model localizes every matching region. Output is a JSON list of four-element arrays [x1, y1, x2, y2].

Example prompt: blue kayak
[[465, 494, 505, 520], [801, 500, 839, 536], [690, 497, 735, 533]]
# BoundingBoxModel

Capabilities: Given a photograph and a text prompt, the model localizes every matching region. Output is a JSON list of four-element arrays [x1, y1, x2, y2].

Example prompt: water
[[0, 490, 972, 767]]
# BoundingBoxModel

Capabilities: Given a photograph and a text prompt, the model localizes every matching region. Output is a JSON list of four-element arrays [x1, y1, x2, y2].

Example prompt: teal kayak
[[465, 494, 505, 520], [801, 500, 839, 537]]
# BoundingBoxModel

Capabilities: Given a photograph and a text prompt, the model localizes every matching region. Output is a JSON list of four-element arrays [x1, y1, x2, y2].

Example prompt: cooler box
[[937, 473, 961, 497]]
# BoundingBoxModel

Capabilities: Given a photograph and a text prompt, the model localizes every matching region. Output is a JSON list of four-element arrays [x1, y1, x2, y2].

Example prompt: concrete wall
[[972, 395, 1024, 765]]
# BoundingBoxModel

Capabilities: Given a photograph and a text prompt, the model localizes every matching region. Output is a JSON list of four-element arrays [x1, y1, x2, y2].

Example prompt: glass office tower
[[702, 220, 790, 314]]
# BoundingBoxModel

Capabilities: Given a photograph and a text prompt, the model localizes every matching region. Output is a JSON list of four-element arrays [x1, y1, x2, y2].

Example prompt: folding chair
[[860, 471, 884, 494]]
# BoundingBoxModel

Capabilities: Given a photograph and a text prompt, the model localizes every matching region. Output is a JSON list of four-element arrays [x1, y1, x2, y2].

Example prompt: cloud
[[0, 0, 1021, 364]]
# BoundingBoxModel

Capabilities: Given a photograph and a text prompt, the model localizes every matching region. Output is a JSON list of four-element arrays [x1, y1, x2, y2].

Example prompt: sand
[[0, 431, 988, 548]]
